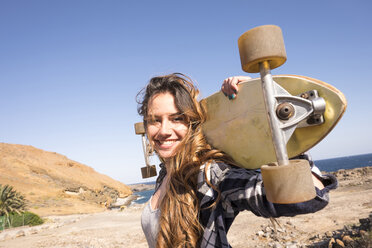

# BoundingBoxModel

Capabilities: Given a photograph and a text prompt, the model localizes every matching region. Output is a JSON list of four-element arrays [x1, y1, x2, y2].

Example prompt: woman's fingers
[[221, 76, 251, 100]]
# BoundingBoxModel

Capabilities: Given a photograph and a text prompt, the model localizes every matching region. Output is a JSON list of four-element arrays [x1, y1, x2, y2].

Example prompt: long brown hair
[[137, 73, 229, 247]]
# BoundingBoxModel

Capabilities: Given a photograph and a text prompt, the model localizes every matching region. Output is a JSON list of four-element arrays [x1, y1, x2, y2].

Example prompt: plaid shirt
[[155, 155, 338, 248]]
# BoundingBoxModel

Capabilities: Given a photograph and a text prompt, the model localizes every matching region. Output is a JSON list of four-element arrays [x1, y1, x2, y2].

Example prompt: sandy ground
[[0, 168, 371, 248]]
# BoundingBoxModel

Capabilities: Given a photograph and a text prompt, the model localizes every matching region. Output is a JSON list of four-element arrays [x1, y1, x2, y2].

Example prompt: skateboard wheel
[[261, 159, 316, 204], [134, 122, 145, 135], [238, 25, 287, 73]]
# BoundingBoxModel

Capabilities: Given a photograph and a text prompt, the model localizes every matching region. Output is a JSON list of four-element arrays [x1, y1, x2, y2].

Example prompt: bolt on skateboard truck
[[238, 25, 323, 203], [134, 122, 157, 179]]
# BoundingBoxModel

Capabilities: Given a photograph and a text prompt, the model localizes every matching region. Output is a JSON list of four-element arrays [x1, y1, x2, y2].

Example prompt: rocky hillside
[[0, 143, 132, 216]]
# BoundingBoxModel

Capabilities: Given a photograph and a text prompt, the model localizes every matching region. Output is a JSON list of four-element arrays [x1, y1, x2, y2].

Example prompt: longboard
[[201, 74, 347, 169]]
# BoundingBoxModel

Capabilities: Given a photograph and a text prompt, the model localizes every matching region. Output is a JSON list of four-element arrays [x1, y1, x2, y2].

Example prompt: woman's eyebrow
[[145, 112, 183, 119], [169, 112, 183, 117], [144, 114, 156, 121]]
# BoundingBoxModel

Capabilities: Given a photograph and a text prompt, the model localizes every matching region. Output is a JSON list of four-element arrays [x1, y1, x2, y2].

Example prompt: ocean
[[131, 153, 372, 205], [315, 153, 372, 172]]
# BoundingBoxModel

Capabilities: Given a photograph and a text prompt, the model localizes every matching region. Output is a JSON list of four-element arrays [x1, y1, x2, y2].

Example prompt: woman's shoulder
[[199, 160, 257, 186], [201, 160, 230, 176]]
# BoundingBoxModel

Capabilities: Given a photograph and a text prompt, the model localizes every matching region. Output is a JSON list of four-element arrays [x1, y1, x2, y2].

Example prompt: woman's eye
[[147, 118, 160, 124], [173, 116, 184, 122]]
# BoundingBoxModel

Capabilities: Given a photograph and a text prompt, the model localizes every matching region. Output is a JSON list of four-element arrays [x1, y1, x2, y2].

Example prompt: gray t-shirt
[[141, 197, 160, 248]]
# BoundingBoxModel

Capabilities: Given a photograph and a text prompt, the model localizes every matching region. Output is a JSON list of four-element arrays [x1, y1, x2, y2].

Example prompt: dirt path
[[0, 206, 147, 248], [1, 167, 371, 248]]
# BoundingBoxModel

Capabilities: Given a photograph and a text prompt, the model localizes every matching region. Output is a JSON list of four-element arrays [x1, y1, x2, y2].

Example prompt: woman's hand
[[221, 76, 252, 100]]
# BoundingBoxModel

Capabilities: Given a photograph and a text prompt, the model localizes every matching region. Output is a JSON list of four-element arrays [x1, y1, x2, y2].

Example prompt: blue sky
[[1, 1, 371, 184]]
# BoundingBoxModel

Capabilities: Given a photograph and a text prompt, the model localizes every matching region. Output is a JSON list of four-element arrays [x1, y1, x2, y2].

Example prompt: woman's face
[[146, 92, 188, 161]]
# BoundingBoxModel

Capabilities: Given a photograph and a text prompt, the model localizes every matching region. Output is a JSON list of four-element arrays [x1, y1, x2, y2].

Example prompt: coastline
[[0, 166, 371, 247], [128, 183, 155, 193]]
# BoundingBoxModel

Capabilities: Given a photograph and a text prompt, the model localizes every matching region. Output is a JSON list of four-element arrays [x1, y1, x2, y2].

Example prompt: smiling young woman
[[136, 73, 337, 248], [137, 73, 217, 247]]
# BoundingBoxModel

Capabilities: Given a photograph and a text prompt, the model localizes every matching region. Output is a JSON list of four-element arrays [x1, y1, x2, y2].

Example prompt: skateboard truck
[[297, 90, 326, 128], [134, 122, 157, 179], [266, 81, 326, 143], [238, 25, 319, 203]]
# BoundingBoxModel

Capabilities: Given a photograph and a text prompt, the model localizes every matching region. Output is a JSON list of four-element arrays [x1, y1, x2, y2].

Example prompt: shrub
[[11, 211, 43, 227], [1, 212, 43, 229]]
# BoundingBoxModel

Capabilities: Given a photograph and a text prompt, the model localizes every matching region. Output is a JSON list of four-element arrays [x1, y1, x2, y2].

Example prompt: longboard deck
[[201, 74, 347, 169]]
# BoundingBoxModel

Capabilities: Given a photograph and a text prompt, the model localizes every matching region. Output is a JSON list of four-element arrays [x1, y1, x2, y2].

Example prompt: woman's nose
[[159, 120, 172, 135]]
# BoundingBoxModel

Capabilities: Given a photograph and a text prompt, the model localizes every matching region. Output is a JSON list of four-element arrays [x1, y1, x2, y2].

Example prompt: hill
[[0, 143, 132, 216]]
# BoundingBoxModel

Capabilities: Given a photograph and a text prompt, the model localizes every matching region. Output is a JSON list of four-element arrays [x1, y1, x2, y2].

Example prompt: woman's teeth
[[158, 140, 176, 145]]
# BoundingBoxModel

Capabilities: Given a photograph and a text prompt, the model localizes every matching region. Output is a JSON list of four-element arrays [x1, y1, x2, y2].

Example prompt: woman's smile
[[156, 139, 177, 146]]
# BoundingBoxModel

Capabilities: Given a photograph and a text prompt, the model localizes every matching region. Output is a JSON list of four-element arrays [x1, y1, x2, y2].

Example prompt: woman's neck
[[163, 159, 172, 172]]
